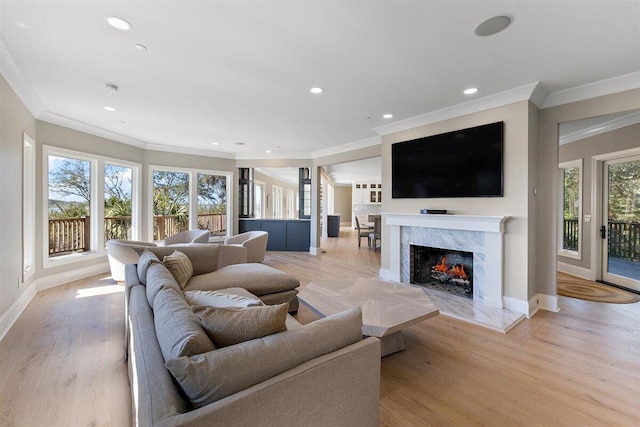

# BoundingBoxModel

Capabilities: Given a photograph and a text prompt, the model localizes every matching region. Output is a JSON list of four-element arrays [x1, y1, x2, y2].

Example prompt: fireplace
[[410, 245, 473, 299]]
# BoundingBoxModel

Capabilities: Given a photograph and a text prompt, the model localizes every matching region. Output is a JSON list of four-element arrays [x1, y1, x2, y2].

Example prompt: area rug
[[557, 272, 640, 304]]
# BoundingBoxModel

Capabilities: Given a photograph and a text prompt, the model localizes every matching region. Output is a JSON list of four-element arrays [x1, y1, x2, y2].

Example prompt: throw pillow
[[136, 250, 161, 285], [154, 287, 216, 361], [165, 306, 363, 408], [163, 250, 193, 289], [192, 303, 288, 348], [184, 290, 263, 308]]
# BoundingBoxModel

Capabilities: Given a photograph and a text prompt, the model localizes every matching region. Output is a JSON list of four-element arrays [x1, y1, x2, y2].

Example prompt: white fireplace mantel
[[385, 213, 509, 234], [382, 213, 510, 309]]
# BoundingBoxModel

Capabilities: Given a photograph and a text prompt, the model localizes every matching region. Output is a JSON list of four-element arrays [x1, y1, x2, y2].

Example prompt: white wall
[[333, 185, 353, 225], [0, 74, 37, 335]]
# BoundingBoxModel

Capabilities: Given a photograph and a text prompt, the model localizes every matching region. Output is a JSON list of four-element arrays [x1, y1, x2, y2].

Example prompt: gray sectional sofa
[[124, 245, 381, 427]]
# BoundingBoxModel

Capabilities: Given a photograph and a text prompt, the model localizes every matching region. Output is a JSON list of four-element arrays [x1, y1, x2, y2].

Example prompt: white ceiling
[[1, 1, 639, 159], [325, 157, 381, 186]]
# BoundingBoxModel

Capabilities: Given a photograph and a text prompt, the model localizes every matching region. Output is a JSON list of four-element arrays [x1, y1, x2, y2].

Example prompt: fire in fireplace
[[410, 245, 473, 299]]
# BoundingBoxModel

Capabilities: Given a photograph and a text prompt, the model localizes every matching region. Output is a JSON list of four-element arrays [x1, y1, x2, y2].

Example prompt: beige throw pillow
[[192, 303, 288, 348], [163, 250, 193, 289], [184, 290, 263, 308]]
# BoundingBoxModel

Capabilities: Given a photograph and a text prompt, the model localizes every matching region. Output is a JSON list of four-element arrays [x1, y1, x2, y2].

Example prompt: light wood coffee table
[[298, 277, 439, 357]]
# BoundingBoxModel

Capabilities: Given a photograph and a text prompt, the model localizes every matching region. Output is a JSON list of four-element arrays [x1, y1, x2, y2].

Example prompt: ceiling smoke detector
[[475, 15, 513, 37], [105, 83, 119, 92]]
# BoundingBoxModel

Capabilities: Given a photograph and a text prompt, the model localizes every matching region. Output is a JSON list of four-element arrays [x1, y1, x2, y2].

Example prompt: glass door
[[602, 155, 640, 291]]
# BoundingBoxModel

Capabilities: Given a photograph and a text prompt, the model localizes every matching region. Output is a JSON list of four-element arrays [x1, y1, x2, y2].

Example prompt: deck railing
[[563, 219, 640, 261], [49, 213, 227, 256]]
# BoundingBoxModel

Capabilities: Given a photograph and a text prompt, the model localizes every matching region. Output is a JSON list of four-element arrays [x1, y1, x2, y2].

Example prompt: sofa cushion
[[192, 303, 288, 348], [162, 250, 193, 289], [185, 263, 299, 296], [136, 250, 161, 285], [165, 307, 363, 408], [184, 289, 262, 308], [154, 287, 216, 361], [145, 262, 182, 309], [144, 245, 221, 276]]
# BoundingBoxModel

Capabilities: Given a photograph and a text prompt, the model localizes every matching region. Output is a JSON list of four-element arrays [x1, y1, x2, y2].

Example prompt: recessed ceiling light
[[104, 106, 117, 112], [234, 142, 246, 146], [310, 87, 323, 94], [265, 150, 272, 153], [134, 44, 147, 51], [464, 87, 478, 95], [211, 142, 219, 145], [106, 16, 133, 31], [475, 15, 513, 37], [383, 113, 393, 119], [104, 83, 119, 92]]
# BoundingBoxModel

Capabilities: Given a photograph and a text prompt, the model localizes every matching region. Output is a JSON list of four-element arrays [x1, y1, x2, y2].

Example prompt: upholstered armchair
[[224, 231, 268, 263], [162, 229, 211, 246], [106, 239, 158, 282]]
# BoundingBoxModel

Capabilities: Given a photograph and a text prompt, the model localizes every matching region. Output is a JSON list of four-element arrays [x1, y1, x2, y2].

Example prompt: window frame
[[42, 145, 141, 268], [148, 165, 233, 242], [558, 159, 583, 260], [22, 133, 36, 284]]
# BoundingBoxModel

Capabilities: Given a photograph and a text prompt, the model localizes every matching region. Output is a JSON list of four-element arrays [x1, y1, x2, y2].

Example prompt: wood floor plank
[[0, 227, 638, 426]]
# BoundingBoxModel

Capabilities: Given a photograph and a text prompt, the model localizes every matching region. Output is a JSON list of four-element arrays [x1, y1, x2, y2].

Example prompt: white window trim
[[22, 133, 36, 284], [42, 145, 141, 269], [254, 180, 265, 219], [558, 159, 583, 260], [272, 185, 283, 219], [149, 165, 233, 242]]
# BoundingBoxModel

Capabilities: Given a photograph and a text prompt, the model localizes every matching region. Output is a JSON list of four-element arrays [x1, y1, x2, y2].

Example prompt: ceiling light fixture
[[104, 106, 117, 112], [106, 16, 133, 31], [211, 142, 219, 145], [310, 87, 323, 94], [134, 44, 147, 51], [475, 15, 513, 37], [383, 113, 393, 119], [464, 87, 478, 95], [265, 150, 272, 153]]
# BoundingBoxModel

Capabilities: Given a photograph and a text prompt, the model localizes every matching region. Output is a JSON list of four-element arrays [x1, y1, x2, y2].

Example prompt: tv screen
[[392, 121, 504, 198]]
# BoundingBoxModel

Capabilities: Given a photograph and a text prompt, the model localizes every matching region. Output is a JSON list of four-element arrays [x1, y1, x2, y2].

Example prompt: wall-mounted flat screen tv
[[392, 121, 504, 198]]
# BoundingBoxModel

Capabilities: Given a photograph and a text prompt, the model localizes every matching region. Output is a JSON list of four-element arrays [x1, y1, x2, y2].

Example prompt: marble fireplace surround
[[382, 214, 509, 309]]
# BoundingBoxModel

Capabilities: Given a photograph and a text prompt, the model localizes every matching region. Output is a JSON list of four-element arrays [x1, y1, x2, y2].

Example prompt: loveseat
[[124, 247, 381, 427]]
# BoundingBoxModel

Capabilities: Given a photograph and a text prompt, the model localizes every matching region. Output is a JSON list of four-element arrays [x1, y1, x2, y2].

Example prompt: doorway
[[601, 155, 640, 291]]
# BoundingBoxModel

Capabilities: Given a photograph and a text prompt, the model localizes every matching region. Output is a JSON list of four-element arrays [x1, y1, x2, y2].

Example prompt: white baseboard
[[378, 268, 398, 282], [309, 246, 320, 256], [557, 262, 593, 280], [36, 262, 110, 291], [503, 296, 530, 317], [0, 281, 37, 341]]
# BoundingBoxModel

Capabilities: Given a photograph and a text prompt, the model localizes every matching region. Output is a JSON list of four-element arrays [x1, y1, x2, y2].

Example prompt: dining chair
[[369, 216, 381, 250], [355, 216, 371, 248]]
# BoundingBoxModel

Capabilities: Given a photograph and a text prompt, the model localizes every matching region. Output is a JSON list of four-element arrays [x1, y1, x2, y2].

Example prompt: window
[[254, 181, 264, 219], [22, 133, 36, 283], [559, 160, 582, 258], [272, 185, 283, 219], [286, 189, 295, 219], [47, 153, 93, 258], [150, 166, 232, 241], [104, 163, 134, 242], [152, 169, 190, 241], [43, 145, 141, 267], [197, 173, 227, 237]]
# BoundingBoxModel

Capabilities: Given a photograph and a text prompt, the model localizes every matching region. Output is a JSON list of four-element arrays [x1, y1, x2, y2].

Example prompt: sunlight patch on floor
[[76, 284, 124, 299]]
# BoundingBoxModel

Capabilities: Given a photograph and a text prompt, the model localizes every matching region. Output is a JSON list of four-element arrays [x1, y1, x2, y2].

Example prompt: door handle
[[600, 225, 606, 239]]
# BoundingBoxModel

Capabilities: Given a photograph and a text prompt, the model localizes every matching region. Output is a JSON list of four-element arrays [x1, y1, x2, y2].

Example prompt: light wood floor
[[1, 227, 639, 426]]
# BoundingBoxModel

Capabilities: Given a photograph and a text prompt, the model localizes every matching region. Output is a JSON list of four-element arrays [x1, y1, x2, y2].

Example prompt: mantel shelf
[[384, 213, 510, 234]]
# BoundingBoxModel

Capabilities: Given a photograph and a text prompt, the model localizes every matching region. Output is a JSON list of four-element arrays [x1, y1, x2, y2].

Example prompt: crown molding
[[559, 110, 640, 145], [542, 71, 640, 109], [0, 33, 45, 117], [39, 111, 148, 149], [145, 143, 237, 159], [310, 135, 381, 159], [372, 82, 543, 136]]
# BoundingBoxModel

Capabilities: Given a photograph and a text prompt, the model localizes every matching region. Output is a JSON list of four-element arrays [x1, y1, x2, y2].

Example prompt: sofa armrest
[[161, 337, 381, 427], [217, 245, 248, 269]]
